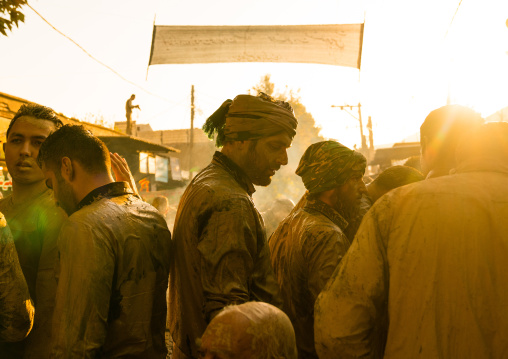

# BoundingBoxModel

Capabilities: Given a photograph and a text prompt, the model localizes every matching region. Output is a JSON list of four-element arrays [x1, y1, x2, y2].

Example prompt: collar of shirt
[[212, 151, 256, 196], [455, 157, 508, 176], [77, 182, 133, 211], [304, 198, 349, 231]]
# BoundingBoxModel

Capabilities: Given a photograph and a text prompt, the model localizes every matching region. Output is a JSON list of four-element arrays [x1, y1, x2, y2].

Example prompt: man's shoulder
[[274, 209, 344, 241], [0, 190, 66, 224], [186, 163, 251, 200], [70, 193, 166, 227]]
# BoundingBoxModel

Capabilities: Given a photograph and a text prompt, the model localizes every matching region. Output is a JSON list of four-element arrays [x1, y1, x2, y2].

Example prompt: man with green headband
[[169, 93, 298, 359], [269, 140, 367, 359]]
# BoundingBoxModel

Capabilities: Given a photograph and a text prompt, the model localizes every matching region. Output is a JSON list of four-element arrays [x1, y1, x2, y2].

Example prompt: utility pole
[[189, 85, 195, 176], [367, 116, 374, 150], [331, 102, 368, 153]]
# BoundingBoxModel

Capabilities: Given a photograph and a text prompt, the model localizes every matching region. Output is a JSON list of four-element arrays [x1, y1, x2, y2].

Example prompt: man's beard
[[331, 191, 360, 223], [242, 141, 273, 187], [55, 176, 79, 216]]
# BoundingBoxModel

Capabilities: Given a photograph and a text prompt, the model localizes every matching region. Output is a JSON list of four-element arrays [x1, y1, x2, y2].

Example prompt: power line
[[444, 0, 464, 38], [27, 4, 177, 105]]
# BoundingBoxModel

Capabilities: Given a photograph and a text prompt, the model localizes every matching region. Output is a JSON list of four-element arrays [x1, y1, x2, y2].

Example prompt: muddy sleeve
[[306, 231, 349, 304], [197, 196, 257, 322], [50, 220, 115, 358], [314, 205, 389, 359], [0, 215, 34, 342]]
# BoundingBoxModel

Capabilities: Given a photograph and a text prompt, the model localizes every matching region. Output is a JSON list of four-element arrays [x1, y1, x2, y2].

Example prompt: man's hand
[[110, 152, 140, 197]]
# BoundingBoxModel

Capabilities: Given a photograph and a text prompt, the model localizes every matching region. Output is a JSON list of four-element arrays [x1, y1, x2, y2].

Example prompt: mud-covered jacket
[[269, 198, 350, 359], [315, 160, 508, 359], [50, 182, 171, 358], [0, 212, 34, 342], [169, 152, 282, 358], [0, 189, 66, 358]]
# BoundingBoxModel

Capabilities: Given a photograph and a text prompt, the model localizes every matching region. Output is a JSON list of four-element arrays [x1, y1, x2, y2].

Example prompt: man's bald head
[[198, 302, 297, 359]]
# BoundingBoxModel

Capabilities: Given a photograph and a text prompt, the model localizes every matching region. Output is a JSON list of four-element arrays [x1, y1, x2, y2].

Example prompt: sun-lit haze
[[1, 0, 507, 149]]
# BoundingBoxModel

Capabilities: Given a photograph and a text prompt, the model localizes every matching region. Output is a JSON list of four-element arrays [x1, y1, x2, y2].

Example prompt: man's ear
[[61, 157, 74, 182], [420, 135, 428, 153]]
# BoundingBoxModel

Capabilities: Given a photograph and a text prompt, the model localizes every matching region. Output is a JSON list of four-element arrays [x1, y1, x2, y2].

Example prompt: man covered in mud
[[198, 302, 297, 359], [38, 125, 171, 358], [420, 104, 483, 178], [0, 103, 67, 358], [314, 122, 508, 358], [269, 140, 366, 359], [169, 93, 297, 359], [0, 212, 34, 343]]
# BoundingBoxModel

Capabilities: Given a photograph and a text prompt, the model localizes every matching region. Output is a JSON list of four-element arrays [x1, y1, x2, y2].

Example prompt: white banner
[[149, 24, 363, 69]]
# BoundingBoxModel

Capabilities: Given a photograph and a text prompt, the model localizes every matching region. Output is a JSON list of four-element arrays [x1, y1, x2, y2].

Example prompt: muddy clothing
[[0, 213, 34, 342], [50, 182, 171, 358], [169, 151, 282, 358], [269, 198, 350, 359], [315, 160, 508, 359], [0, 189, 66, 358]]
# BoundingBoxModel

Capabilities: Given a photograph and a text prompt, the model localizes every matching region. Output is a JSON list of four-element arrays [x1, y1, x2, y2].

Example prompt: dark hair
[[420, 105, 484, 165], [372, 165, 424, 191], [38, 125, 110, 174], [403, 155, 422, 172], [8, 103, 63, 138]]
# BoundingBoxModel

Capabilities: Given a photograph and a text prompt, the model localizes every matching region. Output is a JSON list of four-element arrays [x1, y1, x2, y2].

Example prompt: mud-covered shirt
[[0, 189, 66, 358], [50, 182, 171, 358], [169, 152, 282, 358], [315, 160, 508, 359], [0, 212, 34, 342], [269, 198, 350, 359]]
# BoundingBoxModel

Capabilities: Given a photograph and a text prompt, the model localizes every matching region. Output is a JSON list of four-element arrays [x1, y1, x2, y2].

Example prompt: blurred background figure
[[125, 94, 140, 136], [403, 155, 422, 172], [262, 198, 295, 240], [367, 166, 424, 203], [198, 302, 297, 359], [152, 196, 170, 219]]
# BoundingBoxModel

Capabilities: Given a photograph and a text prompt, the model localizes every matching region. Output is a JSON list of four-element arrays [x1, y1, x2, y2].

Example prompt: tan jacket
[[169, 152, 282, 358], [270, 198, 350, 359], [50, 182, 171, 358], [0, 189, 66, 358], [315, 160, 508, 358], [0, 212, 34, 342]]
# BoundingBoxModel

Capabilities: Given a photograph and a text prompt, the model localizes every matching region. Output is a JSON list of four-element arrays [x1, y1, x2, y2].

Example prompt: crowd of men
[[0, 93, 506, 359]]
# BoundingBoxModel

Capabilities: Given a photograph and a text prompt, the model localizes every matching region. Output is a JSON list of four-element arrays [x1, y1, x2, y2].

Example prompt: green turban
[[203, 93, 298, 147], [296, 141, 366, 194]]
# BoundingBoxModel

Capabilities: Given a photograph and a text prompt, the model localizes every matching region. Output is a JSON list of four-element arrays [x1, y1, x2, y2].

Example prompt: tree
[[82, 112, 114, 129], [249, 74, 325, 210], [0, 0, 27, 36]]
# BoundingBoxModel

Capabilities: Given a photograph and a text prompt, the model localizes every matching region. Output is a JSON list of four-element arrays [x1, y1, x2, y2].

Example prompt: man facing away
[[38, 125, 171, 358], [0, 103, 67, 358], [269, 140, 366, 359], [198, 302, 297, 359], [169, 93, 298, 358], [314, 122, 508, 358], [420, 104, 483, 178]]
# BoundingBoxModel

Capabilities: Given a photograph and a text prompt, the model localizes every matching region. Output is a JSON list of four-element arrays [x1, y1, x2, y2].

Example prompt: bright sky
[[1, 0, 507, 149]]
